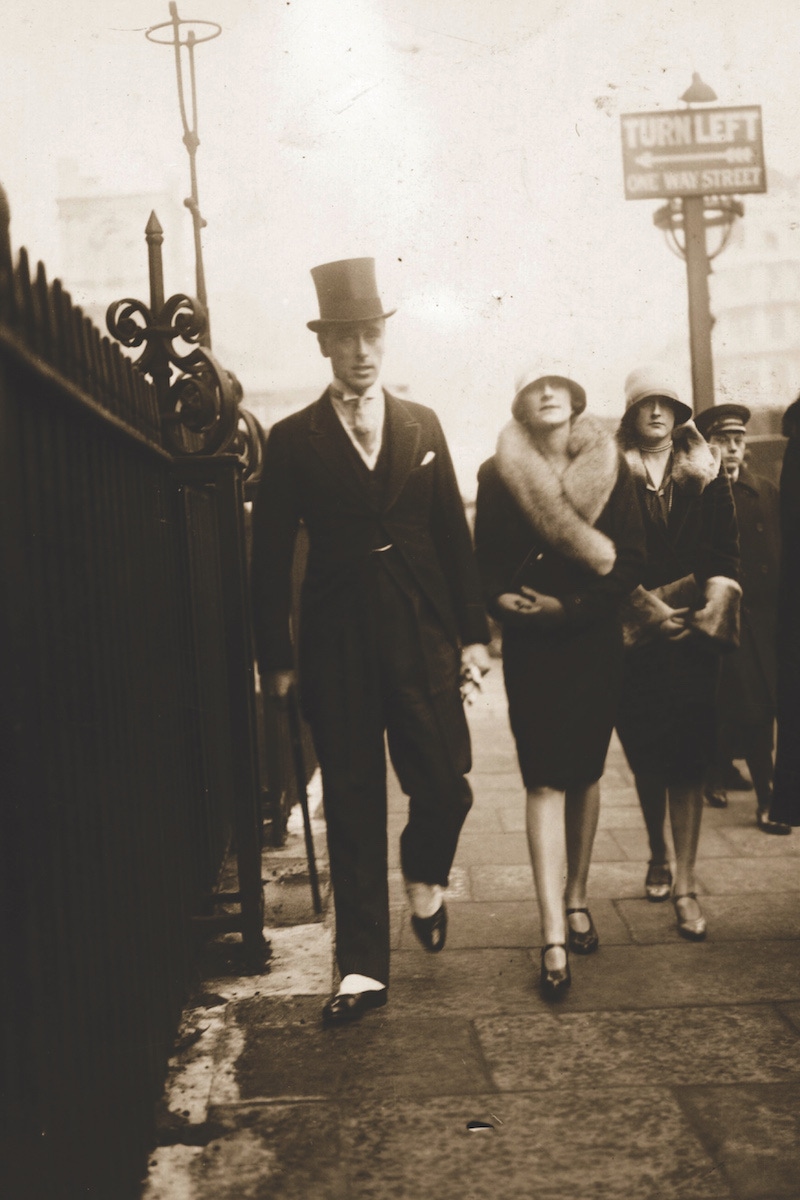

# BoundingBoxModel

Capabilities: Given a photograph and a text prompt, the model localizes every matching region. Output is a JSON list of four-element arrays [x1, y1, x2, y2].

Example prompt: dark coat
[[717, 467, 780, 728], [773, 400, 800, 823], [616, 467, 740, 783], [474, 453, 645, 789], [250, 389, 489, 707]]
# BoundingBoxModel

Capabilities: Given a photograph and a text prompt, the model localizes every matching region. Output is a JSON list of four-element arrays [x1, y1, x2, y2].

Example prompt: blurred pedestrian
[[695, 403, 790, 835], [251, 258, 490, 1026], [772, 395, 800, 827], [474, 365, 644, 999], [616, 368, 740, 941]]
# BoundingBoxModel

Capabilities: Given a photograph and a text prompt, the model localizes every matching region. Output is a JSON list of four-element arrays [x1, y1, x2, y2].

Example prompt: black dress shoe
[[540, 944, 571, 1000], [322, 989, 387, 1026], [566, 907, 599, 955], [410, 903, 447, 953], [645, 861, 672, 902], [756, 808, 792, 836], [704, 786, 729, 809]]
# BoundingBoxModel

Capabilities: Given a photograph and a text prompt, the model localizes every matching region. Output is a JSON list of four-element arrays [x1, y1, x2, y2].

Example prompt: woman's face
[[634, 397, 677, 444], [519, 379, 573, 430]]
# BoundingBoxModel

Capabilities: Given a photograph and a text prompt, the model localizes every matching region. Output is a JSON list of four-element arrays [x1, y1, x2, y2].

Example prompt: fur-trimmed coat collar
[[495, 413, 619, 576], [621, 419, 720, 494]]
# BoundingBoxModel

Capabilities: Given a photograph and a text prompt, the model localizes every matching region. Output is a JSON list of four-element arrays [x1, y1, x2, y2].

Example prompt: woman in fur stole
[[615, 367, 740, 941], [474, 366, 645, 999]]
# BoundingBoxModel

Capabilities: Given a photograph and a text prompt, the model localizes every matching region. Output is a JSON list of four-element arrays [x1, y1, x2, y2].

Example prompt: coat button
[[756, 522, 764, 532], [536, 552, 544, 561]]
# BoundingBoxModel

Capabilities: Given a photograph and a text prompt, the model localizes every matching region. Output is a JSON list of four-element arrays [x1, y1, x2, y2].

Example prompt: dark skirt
[[502, 618, 624, 790], [616, 637, 720, 784]]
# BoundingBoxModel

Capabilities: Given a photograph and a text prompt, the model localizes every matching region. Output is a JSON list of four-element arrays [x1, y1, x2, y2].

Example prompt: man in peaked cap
[[696, 403, 791, 835], [251, 258, 491, 1025]]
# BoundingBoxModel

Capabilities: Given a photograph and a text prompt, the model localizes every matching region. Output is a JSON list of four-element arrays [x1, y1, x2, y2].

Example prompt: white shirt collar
[[329, 377, 385, 470]]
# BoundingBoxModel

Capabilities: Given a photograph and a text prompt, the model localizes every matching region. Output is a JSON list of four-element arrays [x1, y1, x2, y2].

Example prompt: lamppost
[[145, 2, 220, 346], [652, 75, 744, 413], [106, 3, 262, 483]]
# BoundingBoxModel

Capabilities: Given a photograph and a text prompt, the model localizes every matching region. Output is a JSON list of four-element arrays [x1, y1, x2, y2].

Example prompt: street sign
[[620, 105, 766, 200]]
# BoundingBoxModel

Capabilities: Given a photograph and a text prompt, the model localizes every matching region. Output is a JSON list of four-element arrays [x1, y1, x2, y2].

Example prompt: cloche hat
[[307, 257, 396, 331], [512, 361, 587, 420], [620, 365, 693, 433]]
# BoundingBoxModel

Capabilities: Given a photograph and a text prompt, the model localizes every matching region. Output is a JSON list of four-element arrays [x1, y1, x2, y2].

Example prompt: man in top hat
[[696, 402, 791, 834], [250, 258, 491, 1025]]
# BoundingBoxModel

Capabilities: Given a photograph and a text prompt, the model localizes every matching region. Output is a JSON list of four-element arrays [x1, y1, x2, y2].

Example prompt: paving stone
[[678, 1083, 800, 1199], [598, 787, 640, 807], [475, 1005, 800, 1091], [389, 948, 540, 1016], [398, 897, 633, 951], [189, 1101, 343, 1200], [339, 1090, 731, 1200], [519, 942, 800, 1012], [617, 893, 800, 944], [778, 1002, 800, 1034], [696, 858, 800, 894], [597, 805, 650, 830], [469, 863, 534, 901], [226, 1000, 493, 1100], [453, 831, 532, 866], [718, 826, 800, 857], [586, 860, 660, 898]]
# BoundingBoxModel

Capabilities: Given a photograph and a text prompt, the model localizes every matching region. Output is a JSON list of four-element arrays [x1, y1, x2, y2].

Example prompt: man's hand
[[460, 643, 491, 704], [658, 607, 691, 641], [266, 668, 297, 700]]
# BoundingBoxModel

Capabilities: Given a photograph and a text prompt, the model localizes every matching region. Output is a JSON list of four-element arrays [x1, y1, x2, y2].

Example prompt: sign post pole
[[683, 196, 715, 413], [620, 91, 766, 414]]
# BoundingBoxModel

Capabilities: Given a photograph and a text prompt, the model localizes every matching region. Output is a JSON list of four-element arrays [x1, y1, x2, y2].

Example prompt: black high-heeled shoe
[[566, 907, 599, 955], [540, 943, 571, 1000]]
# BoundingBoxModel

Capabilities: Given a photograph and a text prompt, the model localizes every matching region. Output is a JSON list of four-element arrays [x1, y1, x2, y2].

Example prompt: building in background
[[711, 169, 800, 424], [56, 159, 188, 334]]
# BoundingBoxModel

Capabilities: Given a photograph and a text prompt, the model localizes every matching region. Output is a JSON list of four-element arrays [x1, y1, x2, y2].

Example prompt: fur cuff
[[620, 585, 677, 649], [686, 576, 741, 650]]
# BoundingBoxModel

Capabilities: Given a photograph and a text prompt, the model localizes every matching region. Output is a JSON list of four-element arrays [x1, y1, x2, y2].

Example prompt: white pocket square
[[420, 450, 436, 466]]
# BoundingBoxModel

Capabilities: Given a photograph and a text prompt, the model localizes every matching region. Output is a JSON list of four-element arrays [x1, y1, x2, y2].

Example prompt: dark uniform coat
[[773, 400, 800, 824], [717, 467, 780, 731]]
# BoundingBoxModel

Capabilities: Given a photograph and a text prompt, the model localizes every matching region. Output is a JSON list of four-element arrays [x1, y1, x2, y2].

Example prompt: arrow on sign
[[634, 147, 755, 169]]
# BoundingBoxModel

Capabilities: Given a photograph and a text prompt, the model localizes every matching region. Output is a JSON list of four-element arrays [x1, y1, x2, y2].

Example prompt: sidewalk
[[143, 667, 800, 1200]]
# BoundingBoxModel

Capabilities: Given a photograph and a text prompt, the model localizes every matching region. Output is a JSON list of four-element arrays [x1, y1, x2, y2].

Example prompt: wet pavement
[[143, 667, 800, 1200]]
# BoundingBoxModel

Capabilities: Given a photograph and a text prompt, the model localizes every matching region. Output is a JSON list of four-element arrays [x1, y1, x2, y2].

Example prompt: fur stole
[[622, 419, 720, 494], [495, 413, 619, 576]]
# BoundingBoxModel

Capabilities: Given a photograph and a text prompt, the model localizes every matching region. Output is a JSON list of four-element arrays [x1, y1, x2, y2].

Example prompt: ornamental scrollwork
[[107, 292, 242, 457]]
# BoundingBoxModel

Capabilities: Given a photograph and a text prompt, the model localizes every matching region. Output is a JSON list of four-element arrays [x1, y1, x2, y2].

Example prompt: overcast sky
[[2, 0, 798, 484]]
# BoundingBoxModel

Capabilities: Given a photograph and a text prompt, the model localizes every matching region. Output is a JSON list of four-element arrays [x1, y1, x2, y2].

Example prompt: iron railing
[[0, 182, 265, 1198]]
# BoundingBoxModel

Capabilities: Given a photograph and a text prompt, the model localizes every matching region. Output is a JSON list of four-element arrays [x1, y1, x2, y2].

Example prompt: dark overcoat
[[717, 467, 780, 729], [616, 469, 740, 783], [773, 400, 800, 824], [251, 389, 489, 710], [474, 453, 645, 789]]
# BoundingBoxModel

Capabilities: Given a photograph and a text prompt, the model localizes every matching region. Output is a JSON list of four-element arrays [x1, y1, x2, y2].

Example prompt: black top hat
[[307, 257, 396, 331], [695, 403, 751, 439]]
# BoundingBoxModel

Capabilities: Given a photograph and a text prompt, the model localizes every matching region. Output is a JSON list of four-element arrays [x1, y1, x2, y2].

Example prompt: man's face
[[318, 320, 386, 394], [634, 397, 677, 445], [711, 430, 746, 478]]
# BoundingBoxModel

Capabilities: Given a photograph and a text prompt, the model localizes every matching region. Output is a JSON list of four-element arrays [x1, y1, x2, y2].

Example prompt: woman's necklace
[[639, 438, 672, 455]]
